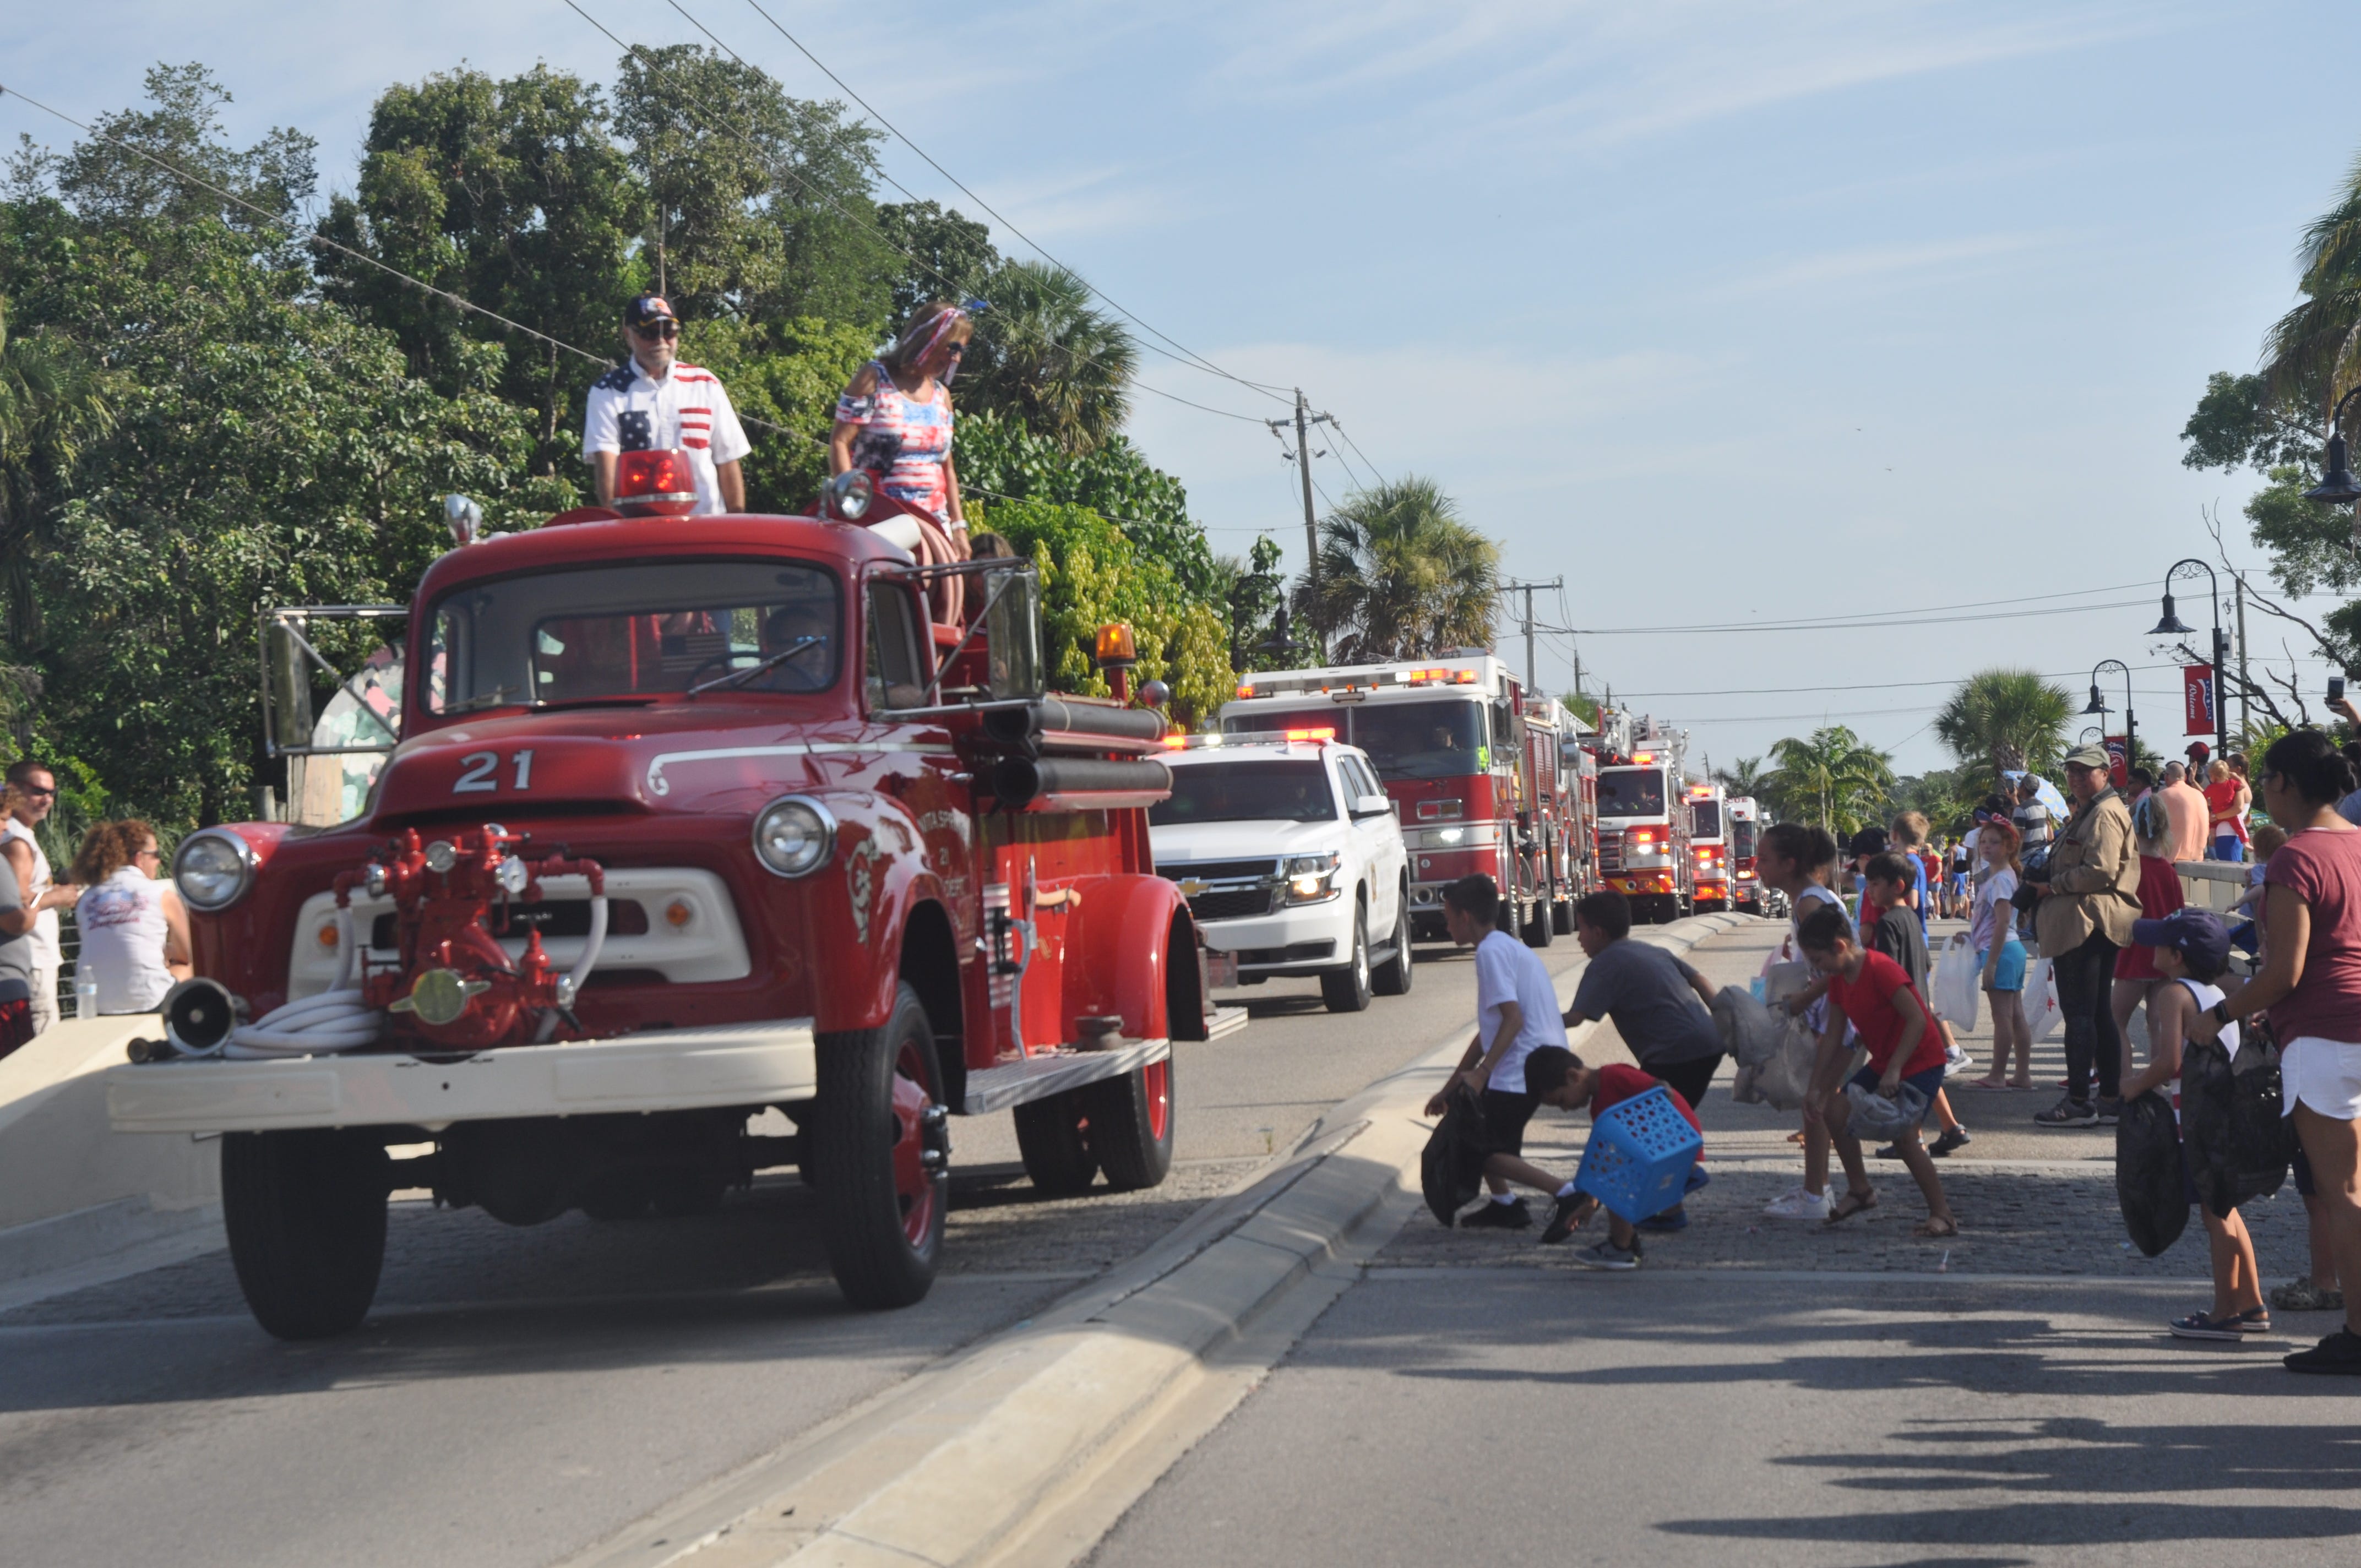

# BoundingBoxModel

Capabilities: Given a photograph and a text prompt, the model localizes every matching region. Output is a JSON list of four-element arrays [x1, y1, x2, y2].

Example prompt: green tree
[[51, 62, 315, 239], [964, 262, 1135, 454], [1297, 476, 1499, 662], [1933, 669, 2071, 781], [315, 64, 646, 478], [1712, 755, 1775, 799], [875, 200, 998, 325], [1767, 726, 1894, 837], [952, 409, 1214, 597], [0, 297, 114, 649]]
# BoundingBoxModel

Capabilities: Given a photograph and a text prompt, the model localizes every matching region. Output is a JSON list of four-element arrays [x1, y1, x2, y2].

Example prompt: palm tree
[[963, 262, 1135, 454], [0, 298, 113, 647], [1295, 476, 1499, 662], [1767, 726, 1894, 837], [1713, 755, 1775, 800], [1933, 669, 2071, 782], [2262, 148, 2361, 418]]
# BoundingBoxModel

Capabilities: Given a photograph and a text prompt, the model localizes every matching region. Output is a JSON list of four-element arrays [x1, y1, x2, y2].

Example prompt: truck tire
[[1551, 889, 1573, 935], [1014, 1092, 1100, 1195], [1084, 1053, 1175, 1191], [1320, 905, 1374, 1013], [221, 1129, 389, 1341], [1372, 890, 1413, 997], [808, 984, 948, 1309], [1522, 875, 1555, 948]]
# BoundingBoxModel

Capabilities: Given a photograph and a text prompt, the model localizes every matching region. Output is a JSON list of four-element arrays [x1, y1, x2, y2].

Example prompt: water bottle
[[74, 967, 100, 1021]]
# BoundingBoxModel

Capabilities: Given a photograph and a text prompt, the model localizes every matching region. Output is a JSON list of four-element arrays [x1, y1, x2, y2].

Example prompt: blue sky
[[5, 1, 2353, 775]]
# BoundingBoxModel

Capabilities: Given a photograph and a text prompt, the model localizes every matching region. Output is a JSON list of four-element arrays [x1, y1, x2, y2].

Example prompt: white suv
[[1150, 735, 1412, 1012]]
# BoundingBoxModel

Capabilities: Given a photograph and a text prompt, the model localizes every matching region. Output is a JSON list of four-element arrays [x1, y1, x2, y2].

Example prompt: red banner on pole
[[2104, 736, 2130, 788], [2182, 665, 2215, 736]]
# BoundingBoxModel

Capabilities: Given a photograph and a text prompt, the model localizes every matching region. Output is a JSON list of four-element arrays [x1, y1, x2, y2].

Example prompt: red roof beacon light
[[613, 448, 698, 517]]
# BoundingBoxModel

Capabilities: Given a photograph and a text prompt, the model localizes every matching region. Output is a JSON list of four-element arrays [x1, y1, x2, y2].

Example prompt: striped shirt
[[833, 360, 955, 522], [583, 360, 752, 516]]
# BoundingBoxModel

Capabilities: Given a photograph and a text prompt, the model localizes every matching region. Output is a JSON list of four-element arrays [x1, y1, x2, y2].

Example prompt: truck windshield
[[1733, 819, 1758, 858], [1228, 700, 1486, 781], [1151, 760, 1336, 825], [1597, 767, 1667, 817], [425, 559, 841, 712], [1691, 801, 1722, 837]]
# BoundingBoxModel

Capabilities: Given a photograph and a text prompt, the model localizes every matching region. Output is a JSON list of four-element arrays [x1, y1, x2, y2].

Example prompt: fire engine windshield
[[1228, 700, 1486, 781], [425, 560, 842, 712], [1691, 800, 1723, 838], [1733, 819, 1758, 858], [1597, 767, 1667, 817], [1151, 760, 1337, 825]]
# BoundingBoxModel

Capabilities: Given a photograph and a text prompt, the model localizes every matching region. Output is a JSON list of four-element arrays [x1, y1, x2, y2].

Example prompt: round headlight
[[173, 829, 255, 912], [753, 796, 836, 878]]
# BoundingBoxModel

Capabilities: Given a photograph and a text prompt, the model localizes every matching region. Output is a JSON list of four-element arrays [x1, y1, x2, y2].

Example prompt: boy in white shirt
[[1422, 873, 1574, 1229]]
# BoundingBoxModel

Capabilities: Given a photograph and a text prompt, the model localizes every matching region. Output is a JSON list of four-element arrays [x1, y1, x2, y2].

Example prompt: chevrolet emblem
[[1177, 879, 1207, 898]]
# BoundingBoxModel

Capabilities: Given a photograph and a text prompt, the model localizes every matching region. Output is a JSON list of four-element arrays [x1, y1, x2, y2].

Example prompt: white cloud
[[1708, 232, 2051, 298]]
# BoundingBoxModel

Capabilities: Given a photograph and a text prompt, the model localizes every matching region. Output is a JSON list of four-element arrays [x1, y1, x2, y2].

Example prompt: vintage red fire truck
[[1219, 651, 1557, 946], [1591, 714, 1695, 924], [1685, 782, 1733, 912], [106, 454, 1220, 1339]]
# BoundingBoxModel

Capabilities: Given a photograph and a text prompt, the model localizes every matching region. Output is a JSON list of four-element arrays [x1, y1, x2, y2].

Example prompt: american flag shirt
[[583, 359, 752, 515]]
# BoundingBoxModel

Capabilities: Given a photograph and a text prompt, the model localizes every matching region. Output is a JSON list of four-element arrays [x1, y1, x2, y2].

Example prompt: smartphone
[[2332, 674, 2348, 704]]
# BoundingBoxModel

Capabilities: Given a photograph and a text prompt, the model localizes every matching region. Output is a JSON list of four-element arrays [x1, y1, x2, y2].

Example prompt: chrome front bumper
[[106, 1018, 819, 1135]]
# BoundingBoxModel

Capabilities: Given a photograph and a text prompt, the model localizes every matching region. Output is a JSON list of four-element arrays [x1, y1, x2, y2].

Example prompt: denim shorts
[[1849, 1063, 1946, 1124], [1977, 939, 2027, 993]]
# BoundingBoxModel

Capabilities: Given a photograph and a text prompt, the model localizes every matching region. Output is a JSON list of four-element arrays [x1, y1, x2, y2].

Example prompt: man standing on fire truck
[[584, 295, 750, 515]]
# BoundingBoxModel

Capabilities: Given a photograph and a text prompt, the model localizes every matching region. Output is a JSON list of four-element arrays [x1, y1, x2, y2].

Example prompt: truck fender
[[1060, 874, 1200, 1044], [817, 797, 950, 1035]]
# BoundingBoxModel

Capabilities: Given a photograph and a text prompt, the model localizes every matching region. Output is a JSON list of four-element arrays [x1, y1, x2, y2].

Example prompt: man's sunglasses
[[19, 785, 55, 798], [633, 321, 680, 340]]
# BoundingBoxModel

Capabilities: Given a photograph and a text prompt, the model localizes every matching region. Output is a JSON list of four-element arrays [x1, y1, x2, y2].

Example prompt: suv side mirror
[[1352, 794, 1394, 819]]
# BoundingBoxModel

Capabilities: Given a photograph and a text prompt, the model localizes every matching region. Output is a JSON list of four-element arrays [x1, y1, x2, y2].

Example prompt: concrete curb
[[564, 912, 1755, 1568]]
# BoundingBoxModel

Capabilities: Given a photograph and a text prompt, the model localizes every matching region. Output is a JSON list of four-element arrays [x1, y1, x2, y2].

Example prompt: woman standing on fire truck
[[830, 302, 972, 559]]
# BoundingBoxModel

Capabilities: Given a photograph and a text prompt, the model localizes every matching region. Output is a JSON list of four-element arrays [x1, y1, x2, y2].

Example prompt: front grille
[[369, 899, 649, 950], [1160, 859, 1277, 883], [1188, 888, 1276, 922]]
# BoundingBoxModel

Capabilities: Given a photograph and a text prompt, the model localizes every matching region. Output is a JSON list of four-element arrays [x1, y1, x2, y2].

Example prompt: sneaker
[[2095, 1096, 2123, 1126], [1460, 1197, 1531, 1230], [1762, 1187, 1832, 1222], [1928, 1126, 1972, 1158], [2033, 1097, 2098, 1128], [1873, 1142, 1906, 1160], [1636, 1208, 1689, 1233], [1538, 1192, 1587, 1245], [2284, 1328, 2361, 1374], [1568, 1238, 1640, 1271], [2170, 1310, 2247, 1342]]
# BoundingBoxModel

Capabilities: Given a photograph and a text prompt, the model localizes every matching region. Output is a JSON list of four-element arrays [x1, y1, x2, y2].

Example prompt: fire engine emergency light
[[613, 448, 697, 517], [1095, 623, 1138, 669]]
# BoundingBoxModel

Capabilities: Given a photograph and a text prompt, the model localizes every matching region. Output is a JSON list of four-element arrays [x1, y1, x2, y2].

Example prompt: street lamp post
[[2082, 658, 2134, 780], [2149, 559, 2227, 762]]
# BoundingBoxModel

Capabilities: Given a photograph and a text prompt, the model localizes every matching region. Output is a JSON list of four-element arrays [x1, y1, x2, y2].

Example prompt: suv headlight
[[1283, 852, 1342, 905], [753, 796, 837, 878], [173, 828, 255, 912]]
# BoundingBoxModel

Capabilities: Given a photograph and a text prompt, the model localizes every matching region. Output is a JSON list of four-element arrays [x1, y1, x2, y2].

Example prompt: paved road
[[0, 921, 1638, 1568], [1087, 922, 2355, 1568]]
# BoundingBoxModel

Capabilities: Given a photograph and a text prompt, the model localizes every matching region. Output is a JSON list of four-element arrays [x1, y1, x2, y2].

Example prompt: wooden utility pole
[[1500, 577, 1565, 698], [1269, 389, 1337, 663]]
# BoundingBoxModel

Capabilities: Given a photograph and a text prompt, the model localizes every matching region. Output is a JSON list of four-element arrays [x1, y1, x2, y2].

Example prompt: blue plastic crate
[[1575, 1084, 1705, 1223]]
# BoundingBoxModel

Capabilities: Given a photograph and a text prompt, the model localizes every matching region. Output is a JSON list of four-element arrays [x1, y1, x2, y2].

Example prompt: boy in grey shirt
[[1561, 890, 1724, 1112]]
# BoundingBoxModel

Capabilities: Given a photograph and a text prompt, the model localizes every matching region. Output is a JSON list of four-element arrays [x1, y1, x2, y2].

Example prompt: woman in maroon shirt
[[2193, 729, 2361, 1375]]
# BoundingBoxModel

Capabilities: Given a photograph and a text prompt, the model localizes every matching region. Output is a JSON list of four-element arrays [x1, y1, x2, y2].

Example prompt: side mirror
[[983, 565, 1045, 701], [1353, 794, 1394, 819], [264, 618, 316, 753], [444, 493, 484, 547]]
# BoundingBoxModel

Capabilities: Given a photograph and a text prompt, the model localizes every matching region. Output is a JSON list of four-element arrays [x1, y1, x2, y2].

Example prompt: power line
[[1612, 663, 2184, 699], [1560, 578, 2158, 637], [1554, 595, 2154, 638], [729, 0, 1296, 406], [563, 2, 1272, 427]]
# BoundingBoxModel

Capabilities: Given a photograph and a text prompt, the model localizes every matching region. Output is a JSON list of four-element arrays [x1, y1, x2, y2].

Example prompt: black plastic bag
[[1421, 1086, 1491, 1227], [2180, 1032, 2294, 1219], [2115, 1090, 2188, 1257]]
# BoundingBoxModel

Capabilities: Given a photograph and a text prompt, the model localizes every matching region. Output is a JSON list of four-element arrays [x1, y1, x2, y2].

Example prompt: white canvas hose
[[223, 907, 383, 1057]]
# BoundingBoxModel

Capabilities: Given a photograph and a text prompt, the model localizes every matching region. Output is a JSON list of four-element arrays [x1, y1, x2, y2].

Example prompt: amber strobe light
[[1094, 623, 1138, 669], [613, 448, 697, 516]]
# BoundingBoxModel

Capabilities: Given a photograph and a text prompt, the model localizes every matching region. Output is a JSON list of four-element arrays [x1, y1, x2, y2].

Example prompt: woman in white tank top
[[71, 821, 189, 1014]]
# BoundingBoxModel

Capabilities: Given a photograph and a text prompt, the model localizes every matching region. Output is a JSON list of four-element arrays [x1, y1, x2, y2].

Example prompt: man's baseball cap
[[2063, 743, 2111, 771], [624, 295, 678, 328], [2185, 741, 2211, 761], [1848, 825, 1888, 857], [2129, 907, 2230, 973]]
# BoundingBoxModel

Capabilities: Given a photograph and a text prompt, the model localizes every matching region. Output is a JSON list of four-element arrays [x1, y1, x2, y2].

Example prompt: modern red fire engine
[[1587, 713, 1695, 924]]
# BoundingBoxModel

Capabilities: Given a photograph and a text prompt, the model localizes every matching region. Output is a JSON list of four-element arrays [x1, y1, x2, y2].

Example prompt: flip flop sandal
[[1970, 1077, 2009, 1090], [1911, 1217, 1960, 1239], [1825, 1191, 1878, 1224]]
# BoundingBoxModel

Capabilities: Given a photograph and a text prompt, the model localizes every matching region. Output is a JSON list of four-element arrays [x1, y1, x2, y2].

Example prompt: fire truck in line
[[1686, 782, 1733, 912], [106, 452, 1227, 1340], [1726, 794, 1771, 915], [1220, 651, 1558, 948], [1590, 715, 1695, 924], [1520, 694, 1596, 935]]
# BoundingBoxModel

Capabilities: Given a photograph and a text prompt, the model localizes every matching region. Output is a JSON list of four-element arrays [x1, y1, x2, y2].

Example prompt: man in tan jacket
[[2030, 744, 2142, 1129]]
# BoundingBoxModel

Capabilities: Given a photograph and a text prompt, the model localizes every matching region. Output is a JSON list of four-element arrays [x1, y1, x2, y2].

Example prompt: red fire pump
[[333, 826, 608, 1051]]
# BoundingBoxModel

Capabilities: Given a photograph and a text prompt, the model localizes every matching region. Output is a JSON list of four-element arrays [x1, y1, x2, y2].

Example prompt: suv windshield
[[1151, 760, 1337, 825], [1597, 767, 1667, 817], [426, 560, 841, 712], [1225, 699, 1486, 781]]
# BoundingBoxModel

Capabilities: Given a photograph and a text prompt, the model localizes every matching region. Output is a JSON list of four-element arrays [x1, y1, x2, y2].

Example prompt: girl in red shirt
[[1798, 904, 1960, 1238]]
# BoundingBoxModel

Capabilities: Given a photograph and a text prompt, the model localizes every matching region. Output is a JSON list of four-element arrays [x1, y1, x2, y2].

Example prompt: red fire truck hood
[[370, 703, 856, 825]]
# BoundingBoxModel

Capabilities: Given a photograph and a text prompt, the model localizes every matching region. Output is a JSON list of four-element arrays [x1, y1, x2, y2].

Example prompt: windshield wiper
[[687, 636, 823, 699], [444, 684, 521, 714], [529, 695, 659, 711]]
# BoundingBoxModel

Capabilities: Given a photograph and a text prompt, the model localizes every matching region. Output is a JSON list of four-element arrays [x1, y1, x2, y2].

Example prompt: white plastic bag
[[2023, 956, 2063, 1043], [1712, 986, 1784, 1068], [1739, 1015, 1819, 1111], [1932, 932, 1980, 1031]]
